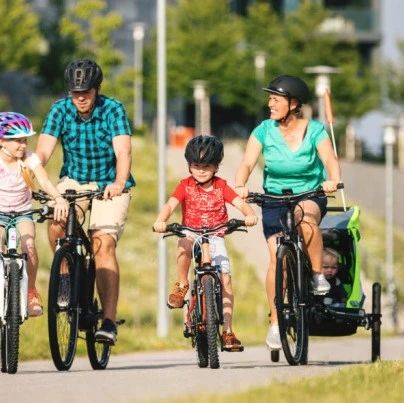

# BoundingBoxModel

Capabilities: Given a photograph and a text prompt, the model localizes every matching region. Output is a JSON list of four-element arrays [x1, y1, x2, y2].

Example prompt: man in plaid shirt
[[36, 59, 134, 344]]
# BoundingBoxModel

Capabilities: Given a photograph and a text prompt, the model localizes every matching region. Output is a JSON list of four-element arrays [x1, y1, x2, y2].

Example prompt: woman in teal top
[[235, 75, 341, 352]]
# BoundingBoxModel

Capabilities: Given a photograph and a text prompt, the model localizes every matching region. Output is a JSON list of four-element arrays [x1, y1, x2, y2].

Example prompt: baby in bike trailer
[[322, 247, 347, 305], [0, 112, 68, 317], [153, 135, 257, 350]]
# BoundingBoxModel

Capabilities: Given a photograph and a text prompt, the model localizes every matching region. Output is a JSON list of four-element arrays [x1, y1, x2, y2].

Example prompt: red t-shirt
[[171, 176, 238, 229]]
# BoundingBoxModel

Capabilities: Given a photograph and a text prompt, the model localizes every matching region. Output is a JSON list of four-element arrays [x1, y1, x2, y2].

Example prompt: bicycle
[[248, 187, 342, 365], [163, 219, 247, 369], [34, 189, 122, 371], [0, 206, 51, 374]]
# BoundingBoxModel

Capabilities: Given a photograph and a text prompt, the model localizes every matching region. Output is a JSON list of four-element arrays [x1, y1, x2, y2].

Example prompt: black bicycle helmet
[[64, 59, 103, 91], [263, 75, 309, 105], [184, 135, 224, 165]]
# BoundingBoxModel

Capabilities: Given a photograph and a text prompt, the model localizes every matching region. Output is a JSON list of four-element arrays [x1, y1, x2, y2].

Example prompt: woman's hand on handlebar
[[153, 221, 167, 233], [321, 180, 339, 193], [244, 214, 258, 227], [234, 185, 249, 199]]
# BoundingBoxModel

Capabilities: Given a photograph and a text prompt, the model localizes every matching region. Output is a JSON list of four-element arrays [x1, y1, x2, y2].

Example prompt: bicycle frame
[[0, 208, 50, 323], [185, 232, 224, 336]]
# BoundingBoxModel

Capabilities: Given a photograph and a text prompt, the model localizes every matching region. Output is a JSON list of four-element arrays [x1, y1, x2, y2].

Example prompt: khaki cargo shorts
[[56, 177, 131, 242]]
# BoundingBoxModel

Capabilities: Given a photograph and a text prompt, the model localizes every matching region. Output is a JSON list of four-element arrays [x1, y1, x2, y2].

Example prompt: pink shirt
[[0, 152, 41, 212]]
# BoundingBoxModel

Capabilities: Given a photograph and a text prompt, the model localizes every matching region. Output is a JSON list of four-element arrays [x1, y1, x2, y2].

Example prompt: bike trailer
[[310, 206, 365, 336]]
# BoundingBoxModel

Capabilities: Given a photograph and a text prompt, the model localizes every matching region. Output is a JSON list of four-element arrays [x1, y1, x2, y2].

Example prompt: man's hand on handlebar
[[103, 181, 125, 199]]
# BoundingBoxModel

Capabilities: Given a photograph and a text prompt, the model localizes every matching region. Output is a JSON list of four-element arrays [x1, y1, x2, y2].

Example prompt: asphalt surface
[[2, 337, 404, 403]]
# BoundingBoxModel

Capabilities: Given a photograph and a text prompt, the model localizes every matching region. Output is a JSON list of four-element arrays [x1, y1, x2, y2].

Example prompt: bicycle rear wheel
[[86, 258, 110, 369], [203, 275, 220, 369], [1, 260, 21, 374], [48, 245, 78, 371], [275, 244, 308, 366]]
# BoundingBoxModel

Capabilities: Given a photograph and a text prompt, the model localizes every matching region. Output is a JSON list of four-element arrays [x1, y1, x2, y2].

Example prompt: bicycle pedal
[[116, 319, 125, 326]]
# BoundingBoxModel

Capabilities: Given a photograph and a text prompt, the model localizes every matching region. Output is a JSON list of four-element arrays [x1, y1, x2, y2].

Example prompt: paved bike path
[[2, 337, 404, 403]]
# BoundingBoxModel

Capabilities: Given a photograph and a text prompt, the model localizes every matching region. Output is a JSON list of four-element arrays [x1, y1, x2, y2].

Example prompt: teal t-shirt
[[252, 119, 329, 195]]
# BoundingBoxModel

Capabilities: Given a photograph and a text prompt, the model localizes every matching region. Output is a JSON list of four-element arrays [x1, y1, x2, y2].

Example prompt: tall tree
[[59, 0, 134, 115], [0, 0, 43, 73]]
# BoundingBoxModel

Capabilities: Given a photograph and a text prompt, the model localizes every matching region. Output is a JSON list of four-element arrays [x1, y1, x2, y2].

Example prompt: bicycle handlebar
[[161, 219, 247, 238], [0, 206, 54, 223], [247, 183, 344, 206], [33, 189, 105, 203]]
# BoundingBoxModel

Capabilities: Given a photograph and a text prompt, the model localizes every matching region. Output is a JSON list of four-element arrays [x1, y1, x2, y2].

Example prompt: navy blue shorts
[[262, 195, 327, 239]]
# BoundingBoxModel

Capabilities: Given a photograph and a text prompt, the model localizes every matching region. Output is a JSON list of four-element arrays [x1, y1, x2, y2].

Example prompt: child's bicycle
[[163, 219, 247, 369], [0, 206, 51, 374]]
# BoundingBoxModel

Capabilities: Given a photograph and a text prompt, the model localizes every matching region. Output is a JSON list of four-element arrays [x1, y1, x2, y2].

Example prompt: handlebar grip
[[337, 182, 344, 190], [228, 218, 246, 227]]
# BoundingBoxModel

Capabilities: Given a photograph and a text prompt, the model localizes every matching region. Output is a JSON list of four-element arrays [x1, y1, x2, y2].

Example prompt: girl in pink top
[[0, 112, 68, 316]]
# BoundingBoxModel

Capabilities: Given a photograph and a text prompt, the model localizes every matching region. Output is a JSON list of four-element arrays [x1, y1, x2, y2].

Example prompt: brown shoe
[[222, 330, 244, 352], [167, 282, 189, 309], [28, 288, 43, 317]]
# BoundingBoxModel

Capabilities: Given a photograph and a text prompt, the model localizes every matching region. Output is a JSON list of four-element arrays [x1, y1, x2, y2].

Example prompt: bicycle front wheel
[[1, 260, 21, 374], [275, 244, 308, 366], [203, 275, 220, 369], [48, 245, 79, 371], [86, 258, 110, 369]]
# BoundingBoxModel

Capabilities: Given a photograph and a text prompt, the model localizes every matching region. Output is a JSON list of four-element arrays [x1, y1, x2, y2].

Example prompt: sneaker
[[167, 282, 189, 309], [266, 324, 281, 350], [311, 273, 331, 294], [94, 319, 117, 345], [222, 330, 244, 351], [57, 273, 70, 308], [28, 288, 43, 317]]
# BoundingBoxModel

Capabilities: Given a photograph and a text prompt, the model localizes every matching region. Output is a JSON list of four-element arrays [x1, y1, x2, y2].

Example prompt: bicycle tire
[[86, 257, 110, 369], [275, 244, 308, 366], [1, 260, 20, 374], [48, 245, 78, 371], [203, 275, 220, 369], [371, 282, 381, 362]]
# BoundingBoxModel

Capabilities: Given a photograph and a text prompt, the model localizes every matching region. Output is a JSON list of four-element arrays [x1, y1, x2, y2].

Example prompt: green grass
[[19, 135, 266, 360], [168, 361, 404, 403]]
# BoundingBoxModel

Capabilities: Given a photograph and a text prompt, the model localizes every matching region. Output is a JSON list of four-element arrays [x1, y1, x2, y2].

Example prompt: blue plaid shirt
[[41, 95, 135, 190]]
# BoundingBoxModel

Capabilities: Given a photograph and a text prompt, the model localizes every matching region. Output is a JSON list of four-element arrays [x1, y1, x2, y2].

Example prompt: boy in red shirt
[[154, 135, 257, 350]]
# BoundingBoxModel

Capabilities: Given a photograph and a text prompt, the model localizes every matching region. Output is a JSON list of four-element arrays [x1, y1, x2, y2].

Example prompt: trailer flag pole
[[324, 89, 347, 212]]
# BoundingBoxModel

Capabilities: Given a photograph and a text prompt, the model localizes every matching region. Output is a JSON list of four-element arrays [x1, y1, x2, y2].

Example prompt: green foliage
[[58, 0, 135, 117], [386, 40, 404, 104], [0, 0, 43, 73], [171, 360, 404, 403], [144, 0, 379, 125]]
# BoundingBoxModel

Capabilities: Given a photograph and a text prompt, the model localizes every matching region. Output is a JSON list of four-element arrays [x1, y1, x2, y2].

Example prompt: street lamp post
[[383, 121, 398, 332], [156, 0, 168, 338], [133, 22, 145, 130], [304, 65, 340, 124], [192, 80, 210, 135], [254, 51, 266, 123]]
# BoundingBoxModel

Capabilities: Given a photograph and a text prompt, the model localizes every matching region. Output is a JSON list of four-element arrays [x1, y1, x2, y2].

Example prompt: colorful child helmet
[[0, 112, 36, 139], [185, 135, 224, 165]]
